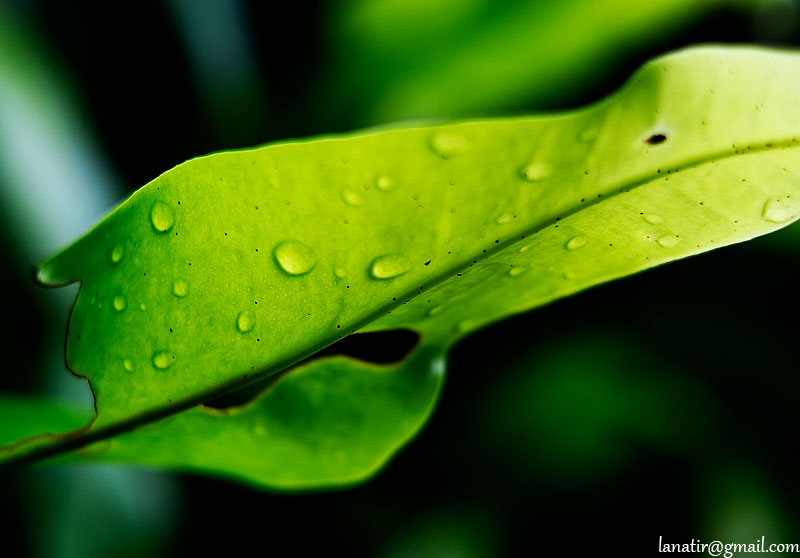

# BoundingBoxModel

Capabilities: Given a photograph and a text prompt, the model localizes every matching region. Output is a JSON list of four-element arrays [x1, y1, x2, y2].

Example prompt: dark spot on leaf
[[424, 260, 431, 266], [645, 134, 667, 145]]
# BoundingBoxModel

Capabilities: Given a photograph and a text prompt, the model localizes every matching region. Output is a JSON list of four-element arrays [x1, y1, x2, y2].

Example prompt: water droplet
[[342, 191, 363, 207], [111, 243, 125, 263], [518, 245, 530, 253], [566, 236, 588, 251], [564, 270, 577, 279], [369, 254, 410, 280], [253, 425, 267, 436], [762, 196, 800, 224], [236, 310, 256, 333], [152, 351, 176, 370], [427, 305, 444, 317], [273, 240, 317, 276], [123, 359, 134, 372], [430, 132, 468, 159], [376, 175, 394, 191], [495, 213, 513, 225], [520, 161, 552, 182], [150, 201, 175, 233], [113, 296, 127, 312], [578, 126, 599, 143], [508, 267, 526, 277], [643, 213, 664, 225], [140, 303, 146, 311], [335, 267, 347, 279], [656, 235, 680, 248], [172, 279, 189, 298]]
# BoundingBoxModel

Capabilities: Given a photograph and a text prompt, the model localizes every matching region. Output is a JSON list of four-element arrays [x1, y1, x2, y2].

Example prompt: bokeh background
[[2, 0, 800, 556]]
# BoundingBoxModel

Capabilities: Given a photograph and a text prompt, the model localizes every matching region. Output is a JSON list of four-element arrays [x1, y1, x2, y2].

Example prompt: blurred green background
[[2, 0, 800, 555]]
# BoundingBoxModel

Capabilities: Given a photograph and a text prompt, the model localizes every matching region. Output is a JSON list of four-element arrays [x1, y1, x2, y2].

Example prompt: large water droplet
[[173, 279, 189, 297], [430, 132, 468, 159], [520, 161, 552, 182], [762, 196, 800, 224], [273, 240, 317, 275], [342, 191, 363, 207], [113, 296, 127, 312], [643, 213, 664, 225], [150, 201, 175, 233], [495, 213, 513, 225], [369, 254, 410, 280], [508, 267, 526, 277], [111, 243, 125, 263], [123, 359, 134, 372], [152, 351, 176, 370], [565, 236, 588, 251], [376, 175, 394, 191], [236, 310, 256, 333], [656, 235, 680, 248]]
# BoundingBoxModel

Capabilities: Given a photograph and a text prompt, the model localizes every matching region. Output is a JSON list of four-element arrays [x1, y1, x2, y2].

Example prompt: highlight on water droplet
[[656, 235, 680, 248], [152, 351, 176, 370], [236, 310, 256, 333], [508, 266, 526, 277], [520, 161, 552, 182], [342, 191, 363, 207], [111, 243, 125, 263], [123, 359, 134, 372], [643, 213, 664, 225], [172, 279, 189, 297], [273, 239, 317, 276], [150, 201, 175, 233], [430, 132, 468, 159], [762, 196, 800, 224], [565, 236, 588, 251], [495, 213, 513, 225], [113, 295, 127, 312], [375, 175, 394, 191], [369, 254, 410, 280]]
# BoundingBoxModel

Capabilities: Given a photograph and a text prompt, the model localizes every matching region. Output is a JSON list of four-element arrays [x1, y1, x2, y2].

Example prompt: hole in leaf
[[203, 329, 420, 410], [645, 133, 667, 145]]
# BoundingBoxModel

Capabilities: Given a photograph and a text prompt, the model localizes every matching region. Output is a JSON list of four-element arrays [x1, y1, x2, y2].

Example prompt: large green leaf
[[4, 46, 800, 488]]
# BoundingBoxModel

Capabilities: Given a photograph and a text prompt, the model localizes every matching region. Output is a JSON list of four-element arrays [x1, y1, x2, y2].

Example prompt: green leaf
[[5, 46, 800, 488], [0, 393, 92, 448]]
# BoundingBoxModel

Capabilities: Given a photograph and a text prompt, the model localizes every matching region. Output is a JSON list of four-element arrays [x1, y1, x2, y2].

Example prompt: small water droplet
[[152, 351, 176, 370], [123, 359, 134, 372], [273, 240, 317, 275], [508, 267, 526, 277], [172, 279, 189, 297], [369, 254, 410, 280], [495, 213, 513, 225], [643, 213, 664, 225], [111, 243, 125, 263], [564, 270, 577, 279], [518, 245, 530, 253], [427, 305, 443, 317], [565, 236, 588, 251], [342, 191, 363, 207], [140, 303, 146, 311], [150, 201, 175, 233], [376, 175, 394, 191], [113, 296, 127, 312], [335, 267, 347, 279], [520, 161, 552, 182], [762, 196, 800, 224], [578, 126, 599, 143], [236, 310, 256, 333], [253, 425, 267, 436], [656, 235, 680, 248], [430, 132, 468, 158]]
